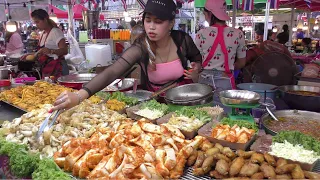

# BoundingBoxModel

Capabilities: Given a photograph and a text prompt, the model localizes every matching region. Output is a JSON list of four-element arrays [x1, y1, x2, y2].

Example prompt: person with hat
[[51, 0, 202, 111], [195, 0, 246, 97]]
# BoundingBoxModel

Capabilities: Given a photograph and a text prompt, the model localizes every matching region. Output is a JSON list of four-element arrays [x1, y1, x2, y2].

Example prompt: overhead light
[[314, 25, 319, 30], [106, 21, 109, 24], [292, 27, 297, 32], [116, 21, 119, 24], [49, 14, 58, 23], [6, 20, 17, 32], [123, 11, 129, 17], [125, 17, 131, 22], [302, 25, 308, 31], [272, 27, 278, 33], [111, 21, 114, 23]]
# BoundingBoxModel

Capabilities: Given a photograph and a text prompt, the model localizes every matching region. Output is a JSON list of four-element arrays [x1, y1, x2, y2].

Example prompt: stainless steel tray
[[165, 83, 214, 102], [0, 101, 27, 122]]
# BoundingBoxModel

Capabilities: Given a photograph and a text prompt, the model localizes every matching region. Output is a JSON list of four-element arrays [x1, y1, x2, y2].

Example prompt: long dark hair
[[135, 12, 175, 71], [204, 8, 225, 26], [31, 9, 58, 28]]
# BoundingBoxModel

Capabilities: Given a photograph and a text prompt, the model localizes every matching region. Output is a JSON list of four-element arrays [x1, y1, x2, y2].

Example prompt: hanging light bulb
[[116, 20, 119, 24], [49, 14, 58, 23], [125, 17, 131, 22], [314, 25, 319, 30], [111, 21, 114, 23], [302, 25, 308, 31], [292, 27, 297, 32], [272, 26, 278, 33], [123, 11, 129, 17], [5, 3, 16, 32], [6, 20, 17, 32], [49, 0, 58, 23]]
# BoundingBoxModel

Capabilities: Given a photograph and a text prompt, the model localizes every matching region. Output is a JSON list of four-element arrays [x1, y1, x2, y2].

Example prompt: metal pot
[[278, 85, 320, 112], [57, 73, 96, 90], [164, 83, 214, 106], [237, 83, 278, 101], [0, 67, 10, 79]]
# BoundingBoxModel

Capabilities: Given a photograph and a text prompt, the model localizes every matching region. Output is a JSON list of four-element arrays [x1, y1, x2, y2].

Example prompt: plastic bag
[[65, 29, 85, 65]]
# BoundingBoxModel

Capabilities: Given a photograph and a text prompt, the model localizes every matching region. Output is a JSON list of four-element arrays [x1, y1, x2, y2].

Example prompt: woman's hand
[[51, 91, 80, 111], [184, 62, 201, 83]]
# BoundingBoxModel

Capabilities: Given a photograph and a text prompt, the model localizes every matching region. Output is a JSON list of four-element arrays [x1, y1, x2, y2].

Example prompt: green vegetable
[[219, 117, 259, 132], [175, 107, 211, 123], [95, 91, 139, 106], [0, 138, 70, 179], [9, 151, 40, 178], [110, 91, 138, 106], [0, 138, 39, 178], [95, 91, 111, 100], [141, 99, 169, 114], [32, 158, 71, 180], [273, 131, 320, 156]]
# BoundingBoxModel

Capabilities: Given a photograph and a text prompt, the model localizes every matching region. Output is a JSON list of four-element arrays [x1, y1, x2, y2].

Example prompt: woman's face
[[144, 13, 173, 41], [32, 17, 47, 30]]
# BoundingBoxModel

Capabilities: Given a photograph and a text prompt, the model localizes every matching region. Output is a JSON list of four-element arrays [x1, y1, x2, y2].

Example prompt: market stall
[[0, 80, 320, 179]]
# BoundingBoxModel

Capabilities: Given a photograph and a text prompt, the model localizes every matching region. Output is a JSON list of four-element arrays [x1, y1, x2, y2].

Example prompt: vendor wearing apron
[[195, 0, 246, 100], [30, 9, 69, 80]]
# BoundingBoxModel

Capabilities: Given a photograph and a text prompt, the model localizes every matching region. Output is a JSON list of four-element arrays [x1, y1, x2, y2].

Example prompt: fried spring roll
[[260, 164, 276, 179], [250, 153, 265, 164], [229, 157, 245, 177], [291, 164, 304, 179], [251, 172, 264, 179], [239, 163, 259, 177], [264, 153, 276, 166], [275, 164, 296, 175]]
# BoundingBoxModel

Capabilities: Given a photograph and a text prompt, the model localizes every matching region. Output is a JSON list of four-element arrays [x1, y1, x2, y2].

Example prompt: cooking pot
[[57, 73, 96, 90], [278, 85, 320, 112], [237, 83, 278, 101], [0, 66, 11, 79]]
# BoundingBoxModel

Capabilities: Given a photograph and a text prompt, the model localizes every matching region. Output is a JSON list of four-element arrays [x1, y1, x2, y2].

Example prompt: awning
[[49, 4, 68, 19], [73, 4, 104, 20], [280, 0, 320, 12]]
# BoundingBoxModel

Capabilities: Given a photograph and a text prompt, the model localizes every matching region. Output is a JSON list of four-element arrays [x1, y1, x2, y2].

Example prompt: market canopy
[[73, 4, 105, 20], [49, 4, 68, 19], [280, 0, 320, 12]]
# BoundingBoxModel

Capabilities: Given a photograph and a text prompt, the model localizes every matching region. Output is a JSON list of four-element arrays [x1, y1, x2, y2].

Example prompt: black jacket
[[84, 30, 202, 95]]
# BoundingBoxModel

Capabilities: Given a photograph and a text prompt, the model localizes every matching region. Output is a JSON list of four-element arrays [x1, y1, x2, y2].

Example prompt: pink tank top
[[148, 59, 184, 85]]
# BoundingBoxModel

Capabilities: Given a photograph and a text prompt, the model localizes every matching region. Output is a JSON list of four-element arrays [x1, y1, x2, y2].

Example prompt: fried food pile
[[188, 139, 320, 179], [54, 119, 205, 179], [0, 81, 73, 111], [212, 124, 256, 143], [1, 100, 129, 158]]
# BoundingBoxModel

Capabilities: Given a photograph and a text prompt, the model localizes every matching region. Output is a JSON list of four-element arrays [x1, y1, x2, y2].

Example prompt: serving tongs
[[36, 110, 61, 139]]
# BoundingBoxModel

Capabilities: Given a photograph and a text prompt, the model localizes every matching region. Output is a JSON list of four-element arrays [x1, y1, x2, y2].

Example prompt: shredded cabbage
[[135, 108, 164, 120], [270, 141, 320, 164]]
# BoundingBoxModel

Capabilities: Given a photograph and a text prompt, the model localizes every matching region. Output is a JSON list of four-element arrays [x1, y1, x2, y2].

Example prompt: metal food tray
[[181, 167, 211, 180], [0, 100, 27, 122]]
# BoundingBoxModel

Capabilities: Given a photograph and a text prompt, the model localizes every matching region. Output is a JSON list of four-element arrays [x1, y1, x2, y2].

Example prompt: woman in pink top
[[52, 0, 202, 111], [5, 21, 24, 55], [195, 0, 246, 99]]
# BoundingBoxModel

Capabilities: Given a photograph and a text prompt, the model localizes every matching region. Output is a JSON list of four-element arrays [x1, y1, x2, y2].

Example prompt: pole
[[263, 0, 270, 41], [288, 7, 295, 49], [193, 4, 196, 38], [67, 0, 74, 36], [232, 0, 237, 28]]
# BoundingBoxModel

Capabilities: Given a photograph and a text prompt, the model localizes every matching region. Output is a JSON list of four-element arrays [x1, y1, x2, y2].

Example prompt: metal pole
[[288, 7, 295, 48], [263, 1, 270, 41], [67, 0, 74, 36], [232, 0, 237, 28], [193, 5, 196, 38]]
